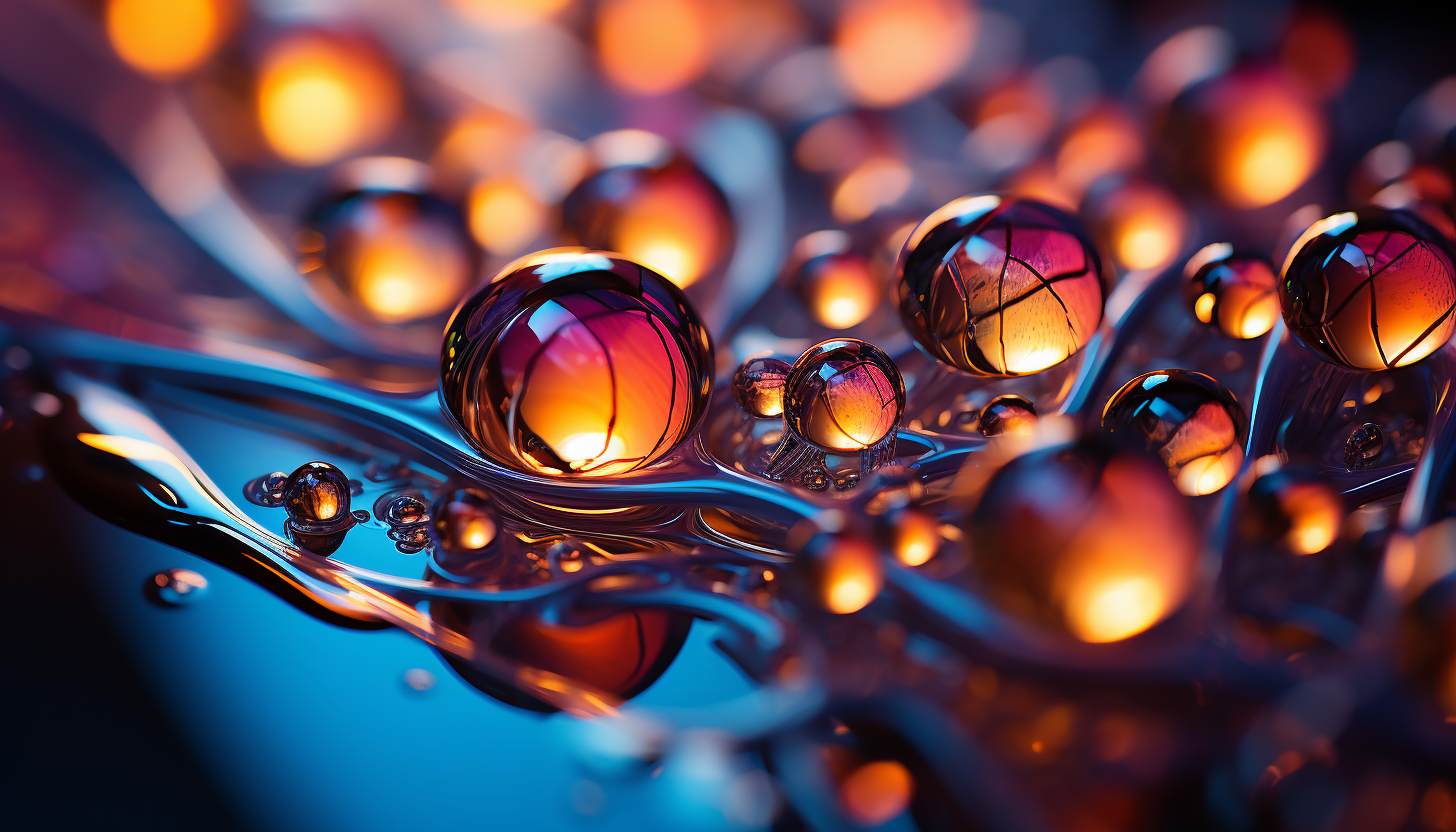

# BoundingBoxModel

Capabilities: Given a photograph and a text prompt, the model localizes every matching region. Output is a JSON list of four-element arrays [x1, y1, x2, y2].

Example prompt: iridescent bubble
[[732, 356, 791, 419], [785, 231, 881, 329], [149, 568, 208, 606], [440, 249, 713, 477], [1102, 370, 1247, 496], [1280, 209, 1456, 370], [562, 131, 733, 290], [1241, 464, 1343, 554], [1345, 422, 1386, 470], [1183, 243, 1280, 339], [978, 394, 1037, 438], [966, 438, 1199, 643], [893, 195, 1108, 377], [300, 158, 475, 324], [283, 461, 354, 531], [784, 339, 905, 454]]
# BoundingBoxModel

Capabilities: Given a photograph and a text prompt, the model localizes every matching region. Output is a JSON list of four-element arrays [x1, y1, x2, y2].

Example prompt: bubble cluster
[[1102, 370, 1247, 496], [440, 249, 713, 477], [1281, 209, 1456, 370], [894, 195, 1107, 377]]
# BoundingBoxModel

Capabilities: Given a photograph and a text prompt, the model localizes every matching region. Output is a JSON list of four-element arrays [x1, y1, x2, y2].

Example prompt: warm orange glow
[[821, 537, 883, 614], [596, 0, 711, 95], [257, 34, 399, 166], [610, 174, 726, 288], [433, 112, 529, 185], [449, 0, 572, 29], [831, 158, 911, 223], [107, 0, 226, 77], [1064, 576, 1167, 643], [795, 115, 871, 174], [834, 0, 975, 108], [1280, 13, 1355, 100], [468, 179, 545, 255], [1211, 77, 1324, 208], [839, 761, 914, 826], [1174, 445, 1244, 496], [893, 510, 940, 567], [1280, 482, 1341, 555], [1194, 292, 1216, 323], [1004, 161, 1077, 211], [800, 258, 879, 329], [350, 238, 468, 323], [1055, 105, 1143, 199], [1100, 183, 1186, 273]]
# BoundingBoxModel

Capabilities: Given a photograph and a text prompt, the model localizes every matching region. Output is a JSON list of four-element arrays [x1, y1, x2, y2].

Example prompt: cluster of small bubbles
[[894, 195, 1108, 377], [1102, 370, 1247, 496], [282, 461, 356, 556], [966, 438, 1199, 643], [1241, 464, 1343, 554], [299, 160, 475, 325], [1281, 208, 1456, 371], [1345, 422, 1386, 470], [243, 471, 288, 507], [1183, 243, 1280, 339], [802, 469, 830, 491], [978, 394, 1038, 438], [440, 249, 713, 478], [732, 356, 791, 419], [833, 469, 860, 492], [149, 568, 208, 606]]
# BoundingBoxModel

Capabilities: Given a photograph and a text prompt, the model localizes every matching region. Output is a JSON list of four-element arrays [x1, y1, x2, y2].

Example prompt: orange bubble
[[834, 0, 975, 108], [597, 0, 711, 95], [820, 536, 883, 614], [106, 0, 228, 77], [892, 509, 940, 567], [1055, 104, 1143, 199], [839, 761, 914, 826], [257, 33, 399, 166], [1208, 75, 1324, 208], [468, 179, 545, 255]]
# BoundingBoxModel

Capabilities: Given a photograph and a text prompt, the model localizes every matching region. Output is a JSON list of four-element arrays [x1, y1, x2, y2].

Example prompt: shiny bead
[[978, 394, 1037, 437], [1183, 243, 1279, 339], [1241, 464, 1342, 554], [1102, 370, 1246, 496], [1280, 209, 1456, 370], [1345, 422, 1386, 470], [893, 195, 1107, 377], [732, 356, 791, 419], [440, 249, 713, 477], [784, 339, 905, 453], [282, 461, 353, 531], [786, 231, 881, 329]]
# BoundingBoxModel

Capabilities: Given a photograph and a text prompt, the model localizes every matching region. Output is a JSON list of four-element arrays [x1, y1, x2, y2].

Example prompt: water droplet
[[243, 471, 288, 507], [149, 568, 208, 606], [978, 394, 1037, 437], [351, 509, 371, 523], [440, 249, 713, 477], [1282, 208, 1456, 370], [1345, 422, 1386, 470], [1184, 244, 1279, 339], [784, 339, 905, 454], [732, 356, 791, 419], [430, 489, 499, 555], [301, 175, 474, 325], [966, 438, 1199, 643], [1102, 370, 1247, 496], [894, 196, 1107, 376], [833, 470, 860, 491], [384, 494, 428, 526], [389, 525, 431, 553], [403, 668, 436, 691], [787, 230, 881, 329], [1242, 464, 1343, 554], [349, 479, 363, 496], [283, 462, 354, 531]]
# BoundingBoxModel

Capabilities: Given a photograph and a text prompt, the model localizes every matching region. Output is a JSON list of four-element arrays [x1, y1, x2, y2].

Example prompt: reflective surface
[[1184, 244, 1280, 339], [1102, 369, 1247, 496]]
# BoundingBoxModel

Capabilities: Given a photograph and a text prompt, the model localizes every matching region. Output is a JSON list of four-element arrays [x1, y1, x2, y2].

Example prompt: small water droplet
[[283, 462, 353, 531], [385, 495, 428, 526], [149, 569, 208, 605], [389, 525, 430, 553], [403, 668, 435, 691], [352, 509, 371, 523], [1345, 423, 1386, 470], [243, 471, 288, 507]]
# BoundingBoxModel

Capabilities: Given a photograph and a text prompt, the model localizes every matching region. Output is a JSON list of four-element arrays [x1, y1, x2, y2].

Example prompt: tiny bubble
[[403, 668, 435, 691]]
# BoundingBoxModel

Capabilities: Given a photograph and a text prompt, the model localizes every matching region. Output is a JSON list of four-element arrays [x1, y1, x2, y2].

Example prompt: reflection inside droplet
[[1102, 370, 1247, 496]]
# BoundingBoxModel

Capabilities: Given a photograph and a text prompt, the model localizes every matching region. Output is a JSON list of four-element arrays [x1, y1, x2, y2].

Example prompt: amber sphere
[[784, 339, 905, 453], [561, 132, 733, 290], [966, 438, 1199, 643], [301, 161, 475, 324], [1102, 370, 1247, 496], [786, 231, 882, 329], [440, 249, 713, 477], [893, 195, 1108, 377], [1280, 209, 1456, 370], [732, 356, 792, 419], [1183, 244, 1280, 339], [978, 394, 1037, 437], [282, 461, 353, 532], [1241, 465, 1342, 555]]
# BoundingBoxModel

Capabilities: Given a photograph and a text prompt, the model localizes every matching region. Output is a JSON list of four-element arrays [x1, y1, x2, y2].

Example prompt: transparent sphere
[[1183, 243, 1279, 339], [428, 489, 501, 581], [384, 494, 428, 526], [301, 161, 475, 324], [786, 231, 881, 329], [282, 461, 353, 531], [1281, 209, 1456, 370], [978, 394, 1037, 437], [966, 438, 1199, 643], [798, 531, 883, 614], [732, 357, 791, 419], [785, 339, 905, 453], [893, 195, 1108, 377], [1241, 465, 1343, 554], [440, 249, 713, 477], [561, 132, 733, 290], [1345, 422, 1386, 470], [1102, 370, 1247, 496]]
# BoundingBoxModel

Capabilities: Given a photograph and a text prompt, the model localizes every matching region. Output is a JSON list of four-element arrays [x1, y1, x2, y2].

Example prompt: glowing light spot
[[449, 0, 573, 30], [834, 0, 975, 108], [1066, 576, 1167, 643], [106, 0, 223, 77], [596, 0, 710, 96], [839, 761, 914, 826], [468, 179, 545, 255], [1194, 292, 1216, 323], [821, 536, 883, 614], [831, 158, 911, 223], [257, 34, 399, 166]]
